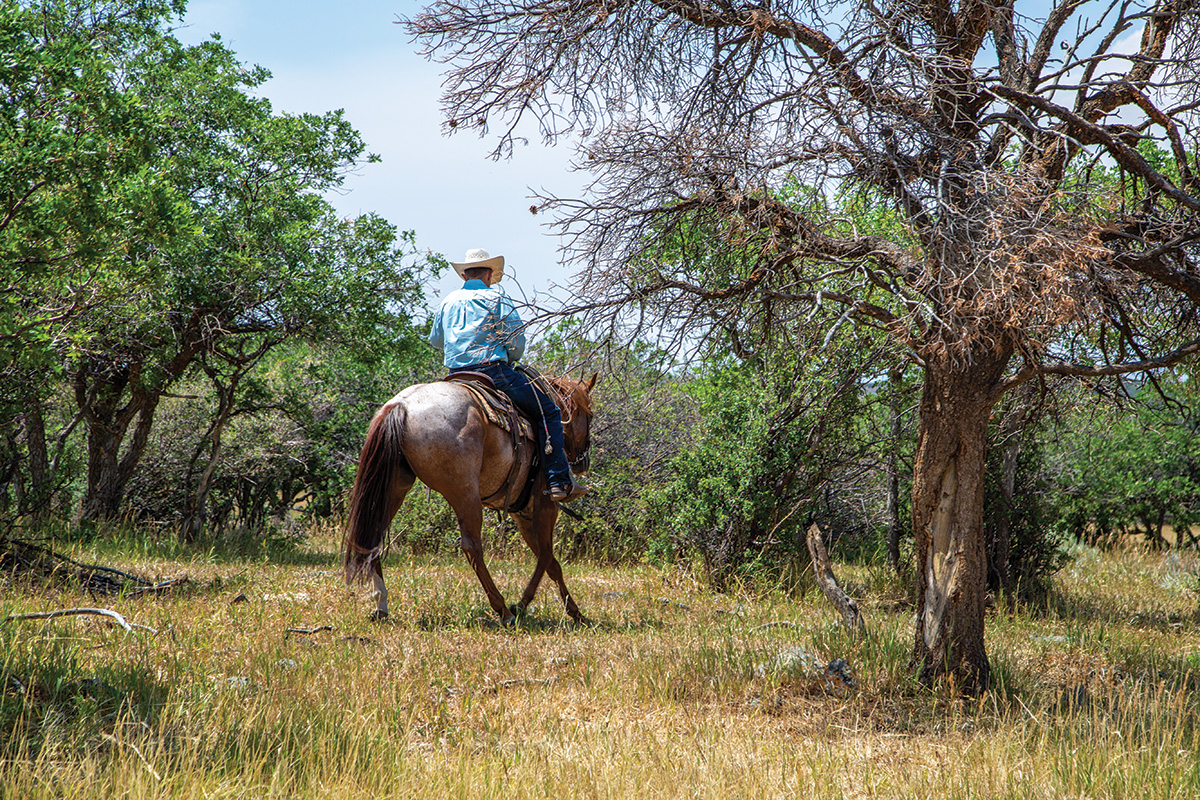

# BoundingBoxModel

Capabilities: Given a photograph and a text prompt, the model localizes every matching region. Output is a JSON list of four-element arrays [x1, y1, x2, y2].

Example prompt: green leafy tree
[[1, 1, 433, 533], [1049, 375, 1200, 548], [0, 0, 191, 523], [651, 319, 887, 589], [125, 326, 440, 535], [527, 321, 691, 561]]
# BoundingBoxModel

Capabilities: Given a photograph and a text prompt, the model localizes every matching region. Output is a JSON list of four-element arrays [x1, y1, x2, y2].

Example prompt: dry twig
[[486, 677, 556, 694], [100, 732, 162, 781], [751, 620, 799, 632], [285, 625, 334, 636]]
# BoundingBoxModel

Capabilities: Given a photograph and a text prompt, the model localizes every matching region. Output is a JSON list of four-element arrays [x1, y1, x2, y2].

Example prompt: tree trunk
[[80, 401, 158, 521], [886, 364, 906, 575], [74, 317, 208, 522], [77, 365, 161, 522], [911, 349, 1009, 693], [22, 396, 50, 519], [181, 370, 241, 543], [1151, 510, 1168, 549]]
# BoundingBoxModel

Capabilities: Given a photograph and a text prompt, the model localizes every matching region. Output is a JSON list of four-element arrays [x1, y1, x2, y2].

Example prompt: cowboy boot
[[548, 471, 589, 502]]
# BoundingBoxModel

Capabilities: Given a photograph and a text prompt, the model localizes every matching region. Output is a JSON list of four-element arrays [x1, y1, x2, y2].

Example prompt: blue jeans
[[452, 362, 570, 487]]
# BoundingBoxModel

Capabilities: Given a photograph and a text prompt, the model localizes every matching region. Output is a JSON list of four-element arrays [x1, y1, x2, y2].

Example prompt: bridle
[[569, 447, 591, 474]]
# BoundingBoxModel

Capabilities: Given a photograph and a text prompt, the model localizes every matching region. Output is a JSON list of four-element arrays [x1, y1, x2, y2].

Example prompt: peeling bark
[[911, 349, 1009, 693], [922, 457, 958, 650]]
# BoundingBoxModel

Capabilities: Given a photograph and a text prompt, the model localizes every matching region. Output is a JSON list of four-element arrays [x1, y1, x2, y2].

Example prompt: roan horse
[[342, 373, 596, 624]]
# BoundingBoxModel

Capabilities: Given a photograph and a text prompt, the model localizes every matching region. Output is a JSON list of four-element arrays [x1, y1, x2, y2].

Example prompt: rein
[[519, 365, 575, 425]]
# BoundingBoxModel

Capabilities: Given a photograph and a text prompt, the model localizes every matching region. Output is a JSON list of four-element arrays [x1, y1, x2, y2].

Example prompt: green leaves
[[649, 321, 883, 588], [1, 0, 435, 522], [1049, 376, 1200, 547]]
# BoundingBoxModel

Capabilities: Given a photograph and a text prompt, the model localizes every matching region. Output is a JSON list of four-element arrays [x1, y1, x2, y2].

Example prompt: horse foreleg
[[512, 512, 551, 615], [514, 502, 584, 622], [455, 501, 515, 624]]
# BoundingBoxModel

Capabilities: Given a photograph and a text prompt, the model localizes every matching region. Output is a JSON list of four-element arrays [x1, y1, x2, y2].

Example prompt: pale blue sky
[[176, 0, 585, 306]]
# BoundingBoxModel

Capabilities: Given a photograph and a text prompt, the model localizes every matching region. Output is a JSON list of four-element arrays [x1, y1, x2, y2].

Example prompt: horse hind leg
[[450, 497, 515, 625], [366, 475, 414, 621], [369, 554, 390, 621]]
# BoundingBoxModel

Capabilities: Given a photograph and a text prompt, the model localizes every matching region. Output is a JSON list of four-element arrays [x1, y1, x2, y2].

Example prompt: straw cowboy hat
[[451, 248, 505, 282]]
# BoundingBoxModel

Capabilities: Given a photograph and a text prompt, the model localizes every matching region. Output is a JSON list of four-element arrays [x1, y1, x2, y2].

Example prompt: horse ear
[[585, 372, 597, 392]]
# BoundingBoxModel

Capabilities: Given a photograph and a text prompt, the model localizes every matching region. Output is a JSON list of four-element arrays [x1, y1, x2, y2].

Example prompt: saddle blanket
[[448, 378, 536, 442]]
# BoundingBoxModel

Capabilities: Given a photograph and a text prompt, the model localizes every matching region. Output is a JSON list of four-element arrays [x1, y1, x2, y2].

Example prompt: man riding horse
[[428, 248, 586, 502], [343, 247, 595, 622]]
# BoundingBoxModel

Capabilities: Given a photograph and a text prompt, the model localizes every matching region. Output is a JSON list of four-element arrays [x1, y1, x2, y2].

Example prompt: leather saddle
[[442, 372, 536, 442], [443, 372, 540, 512]]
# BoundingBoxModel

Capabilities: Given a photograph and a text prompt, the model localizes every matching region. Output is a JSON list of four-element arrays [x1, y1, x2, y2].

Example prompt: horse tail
[[342, 401, 409, 583]]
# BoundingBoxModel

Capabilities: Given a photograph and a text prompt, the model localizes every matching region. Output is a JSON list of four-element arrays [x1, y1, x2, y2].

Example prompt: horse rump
[[342, 401, 411, 583]]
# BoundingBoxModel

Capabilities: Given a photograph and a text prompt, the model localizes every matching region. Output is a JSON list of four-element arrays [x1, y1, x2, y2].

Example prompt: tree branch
[[1001, 336, 1200, 395], [989, 84, 1200, 211], [806, 523, 865, 635]]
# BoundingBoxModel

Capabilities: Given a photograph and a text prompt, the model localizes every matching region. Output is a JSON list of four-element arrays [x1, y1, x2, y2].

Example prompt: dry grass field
[[3, 526, 1199, 799]]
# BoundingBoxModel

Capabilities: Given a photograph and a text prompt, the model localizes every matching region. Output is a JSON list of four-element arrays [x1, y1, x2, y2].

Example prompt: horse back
[[384, 382, 533, 506]]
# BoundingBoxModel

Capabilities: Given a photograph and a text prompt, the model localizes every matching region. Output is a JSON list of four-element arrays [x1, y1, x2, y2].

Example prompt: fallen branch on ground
[[122, 576, 191, 597], [486, 677, 556, 694], [751, 621, 798, 632], [1, 538, 180, 595], [285, 625, 334, 635], [2, 607, 158, 634]]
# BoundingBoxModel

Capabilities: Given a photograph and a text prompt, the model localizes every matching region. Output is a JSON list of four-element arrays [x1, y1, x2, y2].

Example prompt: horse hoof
[[367, 609, 389, 623], [508, 603, 528, 619]]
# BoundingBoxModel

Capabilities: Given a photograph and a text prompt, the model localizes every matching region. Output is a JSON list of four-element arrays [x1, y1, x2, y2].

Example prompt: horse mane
[[548, 374, 593, 418]]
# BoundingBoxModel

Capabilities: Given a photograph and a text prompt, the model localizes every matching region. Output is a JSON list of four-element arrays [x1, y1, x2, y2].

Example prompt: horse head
[[551, 372, 597, 475]]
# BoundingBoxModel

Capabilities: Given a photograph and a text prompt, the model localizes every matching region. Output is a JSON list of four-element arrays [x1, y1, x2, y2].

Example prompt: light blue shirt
[[427, 279, 527, 369]]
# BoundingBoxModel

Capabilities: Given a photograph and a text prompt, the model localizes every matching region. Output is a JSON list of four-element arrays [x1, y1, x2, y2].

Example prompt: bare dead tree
[[407, 0, 1200, 692]]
